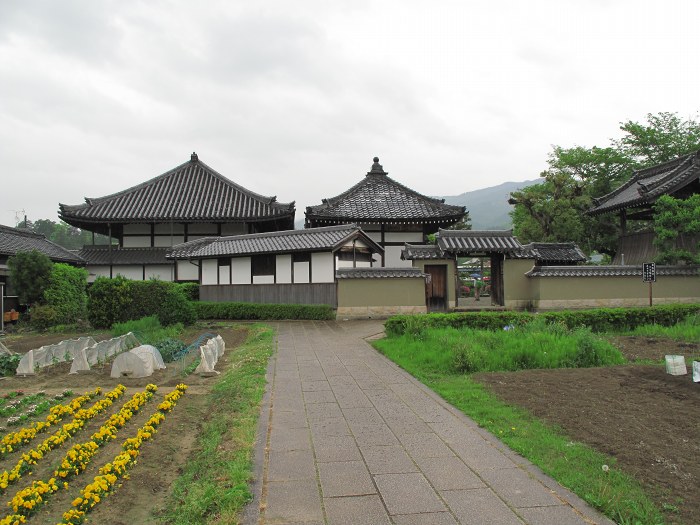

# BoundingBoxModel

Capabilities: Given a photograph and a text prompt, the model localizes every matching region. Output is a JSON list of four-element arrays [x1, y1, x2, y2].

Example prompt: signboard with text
[[642, 262, 656, 282]]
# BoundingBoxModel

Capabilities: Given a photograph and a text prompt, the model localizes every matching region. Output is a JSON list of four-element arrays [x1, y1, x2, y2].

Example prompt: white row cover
[[0, 341, 12, 355], [110, 344, 167, 378], [16, 336, 97, 375], [194, 335, 226, 375], [69, 332, 140, 374]]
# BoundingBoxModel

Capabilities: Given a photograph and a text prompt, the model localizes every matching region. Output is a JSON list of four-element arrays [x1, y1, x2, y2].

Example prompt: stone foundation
[[336, 305, 427, 320]]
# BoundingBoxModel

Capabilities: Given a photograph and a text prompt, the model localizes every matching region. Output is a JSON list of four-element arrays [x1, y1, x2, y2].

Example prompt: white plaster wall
[[276, 254, 292, 284], [185, 235, 212, 242], [232, 257, 252, 284], [123, 224, 151, 234], [219, 265, 231, 285], [385, 232, 423, 243], [122, 236, 151, 248], [336, 258, 376, 269], [188, 223, 218, 234], [154, 235, 184, 247], [311, 252, 334, 283], [221, 223, 247, 236], [365, 232, 382, 242], [145, 265, 174, 281], [253, 275, 275, 284], [154, 223, 184, 234], [294, 262, 310, 283], [87, 266, 110, 283], [113, 266, 143, 280], [177, 261, 199, 281], [384, 246, 413, 267], [201, 259, 218, 285]]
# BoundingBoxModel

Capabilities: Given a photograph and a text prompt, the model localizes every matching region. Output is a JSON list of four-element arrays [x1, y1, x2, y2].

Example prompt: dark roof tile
[[526, 265, 700, 278], [78, 246, 172, 265], [0, 225, 85, 264], [59, 153, 295, 225], [512, 242, 587, 263], [306, 157, 465, 224], [437, 229, 523, 254], [401, 244, 445, 260], [336, 267, 426, 279]]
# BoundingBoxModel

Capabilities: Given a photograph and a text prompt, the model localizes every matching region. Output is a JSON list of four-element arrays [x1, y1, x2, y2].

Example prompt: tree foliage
[[21, 218, 112, 250], [7, 250, 53, 305], [510, 112, 700, 256], [653, 194, 700, 264], [43, 263, 89, 325]]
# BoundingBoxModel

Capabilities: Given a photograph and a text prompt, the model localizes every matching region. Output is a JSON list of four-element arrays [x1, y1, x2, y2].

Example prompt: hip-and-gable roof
[[305, 157, 465, 224], [59, 153, 295, 226], [0, 224, 85, 264]]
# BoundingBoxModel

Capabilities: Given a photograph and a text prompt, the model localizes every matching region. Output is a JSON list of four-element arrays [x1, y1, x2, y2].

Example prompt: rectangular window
[[252, 254, 275, 276], [293, 252, 311, 263]]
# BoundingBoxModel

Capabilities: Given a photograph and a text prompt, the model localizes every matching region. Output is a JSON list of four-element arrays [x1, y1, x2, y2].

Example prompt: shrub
[[195, 301, 335, 320], [29, 305, 59, 330], [0, 355, 21, 376], [87, 276, 132, 329], [7, 250, 53, 305], [43, 263, 88, 325], [176, 282, 199, 301], [111, 315, 184, 347]]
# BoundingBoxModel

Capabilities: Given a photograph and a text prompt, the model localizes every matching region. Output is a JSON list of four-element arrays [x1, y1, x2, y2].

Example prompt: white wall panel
[[276, 255, 292, 284], [385, 232, 423, 243], [123, 236, 151, 248], [123, 224, 151, 234], [177, 261, 199, 281], [311, 252, 334, 283], [201, 259, 218, 285], [113, 266, 144, 280], [384, 246, 413, 267], [87, 266, 110, 283], [293, 262, 310, 283], [232, 257, 252, 284], [145, 265, 174, 281], [154, 235, 184, 247], [218, 265, 231, 285], [253, 275, 275, 284]]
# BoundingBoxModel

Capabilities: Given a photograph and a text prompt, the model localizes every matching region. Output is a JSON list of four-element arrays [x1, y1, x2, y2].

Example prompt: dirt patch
[[0, 325, 249, 525], [474, 337, 700, 525], [609, 335, 699, 362]]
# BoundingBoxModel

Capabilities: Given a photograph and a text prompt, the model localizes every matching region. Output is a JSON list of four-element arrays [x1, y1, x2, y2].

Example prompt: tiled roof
[[437, 229, 523, 254], [513, 242, 587, 263], [78, 246, 172, 265], [401, 244, 445, 260], [305, 158, 465, 224], [526, 265, 700, 278], [336, 267, 426, 279], [167, 224, 383, 259], [589, 150, 700, 216], [59, 153, 295, 225], [0, 225, 85, 264]]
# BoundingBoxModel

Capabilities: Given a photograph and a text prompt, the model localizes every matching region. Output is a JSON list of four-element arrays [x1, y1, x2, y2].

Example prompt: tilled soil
[[474, 336, 700, 525]]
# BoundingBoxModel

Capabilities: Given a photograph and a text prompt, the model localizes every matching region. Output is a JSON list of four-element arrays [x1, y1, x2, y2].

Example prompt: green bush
[[176, 282, 200, 301], [43, 263, 88, 325], [88, 277, 195, 329], [0, 354, 21, 376], [195, 301, 335, 320], [384, 303, 700, 336], [29, 305, 59, 330], [7, 250, 53, 305]]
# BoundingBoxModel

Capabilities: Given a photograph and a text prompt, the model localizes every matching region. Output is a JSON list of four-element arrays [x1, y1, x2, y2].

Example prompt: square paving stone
[[398, 432, 455, 458], [361, 444, 418, 474], [392, 512, 458, 525], [353, 426, 399, 447], [306, 402, 344, 421], [318, 460, 376, 497], [304, 390, 337, 404], [324, 494, 391, 525], [265, 479, 323, 523], [269, 426, 311, 452], [479, 468, 561, 508], [310, 417, 351, 438], [373, 472, 446, 515], [451, 441, 517, 471], [342, 407, 384, 422], [314, 434, 363, 462], [384, 416, 432, 435], [518, 505, 591, 525], [414, 455, 485, 491], [302, 380, 332, 391], [272, 410, 308, 429], [440, 487, 524, 525], [268, 449, 317, 481]]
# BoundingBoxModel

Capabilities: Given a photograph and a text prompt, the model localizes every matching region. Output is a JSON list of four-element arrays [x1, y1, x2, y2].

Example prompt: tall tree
[[652, 194, 700, 264], [510, 112, 700, 256], [7, 250, 53, 305]]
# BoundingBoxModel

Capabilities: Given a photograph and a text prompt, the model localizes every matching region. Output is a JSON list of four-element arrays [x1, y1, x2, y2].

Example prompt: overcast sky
[[1, 1, 698, 228]]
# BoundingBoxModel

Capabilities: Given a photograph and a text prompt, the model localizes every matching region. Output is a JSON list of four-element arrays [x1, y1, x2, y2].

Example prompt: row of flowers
[[0, 385, 126, 494], [0, 389, 101, 458], [5, 389, 74, 427], [61, 384, 188, 525], [2, 385, 160, 521]]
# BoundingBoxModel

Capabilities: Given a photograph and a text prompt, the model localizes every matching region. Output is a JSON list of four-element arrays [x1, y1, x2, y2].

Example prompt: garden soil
[[0, 326, 247, 525], [475, 336, 700, 525]]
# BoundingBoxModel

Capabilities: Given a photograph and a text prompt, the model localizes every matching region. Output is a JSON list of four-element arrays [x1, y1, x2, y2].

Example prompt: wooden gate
[[425, 264, 447, 311]]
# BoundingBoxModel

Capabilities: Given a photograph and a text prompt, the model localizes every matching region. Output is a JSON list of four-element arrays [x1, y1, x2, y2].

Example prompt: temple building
[[59, 153, 295, 281], [305, 157, 466, 267]]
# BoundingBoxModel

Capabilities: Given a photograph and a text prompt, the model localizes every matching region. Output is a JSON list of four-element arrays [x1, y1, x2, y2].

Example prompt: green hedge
[[384, 303, 700, 337], [88, 277, 196, 329], [42, 263, 88, 325], [195, 301, 335, 321]]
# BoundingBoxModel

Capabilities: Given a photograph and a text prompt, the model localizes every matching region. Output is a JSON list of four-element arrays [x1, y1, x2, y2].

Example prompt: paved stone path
[[244, 321, 614, 525]]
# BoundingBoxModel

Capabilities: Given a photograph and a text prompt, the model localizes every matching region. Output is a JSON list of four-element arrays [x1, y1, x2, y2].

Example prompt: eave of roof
[[0, 224, 85, 264], [59, 153, 295, 225], [401, 244, 446, 260], [588, 150, 700, 216], [336, 267, 427, 279], [78, 246, 172, 266], [526, 265, 700, 278], [437, 229, 523, 254], [512, 242, 587, 262], [305, 157, 465, 223], [166, 224, 383, 259]]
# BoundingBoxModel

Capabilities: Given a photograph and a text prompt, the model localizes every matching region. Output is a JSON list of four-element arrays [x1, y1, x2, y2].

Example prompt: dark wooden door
[[425, 265, 447, 311], [490, 254, 504, 306]]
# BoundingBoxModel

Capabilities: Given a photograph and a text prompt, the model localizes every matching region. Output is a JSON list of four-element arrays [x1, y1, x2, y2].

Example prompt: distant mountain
[[442, 179, 541, 230]]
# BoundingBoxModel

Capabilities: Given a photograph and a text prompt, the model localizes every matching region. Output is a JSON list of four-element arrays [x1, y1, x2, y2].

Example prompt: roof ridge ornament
[[367, 156, 387, 176], [191, 152, 198, 162]]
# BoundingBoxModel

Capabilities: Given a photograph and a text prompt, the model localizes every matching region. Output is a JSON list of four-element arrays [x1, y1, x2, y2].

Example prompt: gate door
[[425, 264, 447, 312]]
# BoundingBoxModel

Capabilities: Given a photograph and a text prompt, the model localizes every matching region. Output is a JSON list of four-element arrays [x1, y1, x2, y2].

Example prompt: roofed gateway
[[305, 157, 465, 266]]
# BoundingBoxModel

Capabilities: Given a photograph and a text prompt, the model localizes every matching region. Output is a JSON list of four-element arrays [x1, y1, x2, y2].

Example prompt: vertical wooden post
[[649, 281, 653, 307]]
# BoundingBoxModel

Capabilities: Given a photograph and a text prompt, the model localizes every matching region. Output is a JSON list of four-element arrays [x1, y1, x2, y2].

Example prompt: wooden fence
[[200, 283, 337, 305]]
